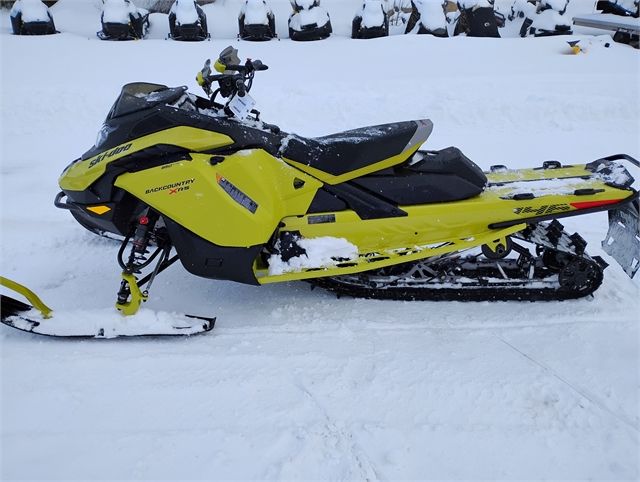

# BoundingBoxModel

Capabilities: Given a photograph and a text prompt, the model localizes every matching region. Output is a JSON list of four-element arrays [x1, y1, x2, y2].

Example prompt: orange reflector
[[86, 205, 111, 215], [570, 199, 622, 210]]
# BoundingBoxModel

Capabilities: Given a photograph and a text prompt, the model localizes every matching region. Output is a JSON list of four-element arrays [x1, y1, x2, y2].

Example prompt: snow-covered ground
[[1, 1, 639, 479]]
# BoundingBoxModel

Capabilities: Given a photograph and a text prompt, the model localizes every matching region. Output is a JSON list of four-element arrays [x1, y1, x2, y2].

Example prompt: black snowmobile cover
[[460, 6, 501, 36], [352, 2, 389, 39], [289, 1, 333, 41], [239, 0, 276, 41], [169, 0, 209, 41], [10, 0, 56, 35], [404, 1, 448, 36]]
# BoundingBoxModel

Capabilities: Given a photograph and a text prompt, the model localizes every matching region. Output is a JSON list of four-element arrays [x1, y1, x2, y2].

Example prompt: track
[[313, 221, 607, 302]]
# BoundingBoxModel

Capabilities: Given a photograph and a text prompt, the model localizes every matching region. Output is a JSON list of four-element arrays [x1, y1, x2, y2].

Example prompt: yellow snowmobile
[[1, 46, 638, 338]]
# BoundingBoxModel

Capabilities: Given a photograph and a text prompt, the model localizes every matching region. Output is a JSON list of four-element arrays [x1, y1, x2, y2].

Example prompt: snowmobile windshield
[[107, 83, 186, 119]]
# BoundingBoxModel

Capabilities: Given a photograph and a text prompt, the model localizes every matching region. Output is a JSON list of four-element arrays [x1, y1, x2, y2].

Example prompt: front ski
[[0, 277, 215, 339]]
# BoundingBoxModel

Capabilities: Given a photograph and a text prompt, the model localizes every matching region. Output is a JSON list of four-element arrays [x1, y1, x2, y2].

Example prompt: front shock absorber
[[116, 212, 159, 314]]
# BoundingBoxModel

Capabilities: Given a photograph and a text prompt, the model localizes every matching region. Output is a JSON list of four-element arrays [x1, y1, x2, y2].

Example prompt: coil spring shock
[[116, 212, 159, 305]]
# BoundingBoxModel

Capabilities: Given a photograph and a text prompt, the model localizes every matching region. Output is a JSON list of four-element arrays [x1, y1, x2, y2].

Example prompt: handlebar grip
[[251, 60, 269, 71]]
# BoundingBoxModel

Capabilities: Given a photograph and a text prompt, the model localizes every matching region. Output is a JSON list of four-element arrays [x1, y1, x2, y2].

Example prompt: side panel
[[60, 127, 234, 192], [115, 150, 323, 247], [279, 172, 636, 254]]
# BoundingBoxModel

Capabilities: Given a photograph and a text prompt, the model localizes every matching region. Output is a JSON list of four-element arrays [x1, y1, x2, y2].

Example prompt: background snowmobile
[[98, 0, 149, 41], [289, 0, 333, 41], [2, 47, 639, 338], [519, 0, 572, 37], [596, 0, 639, 16], [10, 0, 57, 35], [239, 0, 277, 41], [405, 0, 449, 37], [574, 0, 638, 48], [453, 0, 502, 37], [352, 0, 390, 39], [508, 0, 536, 21], [169, 0, 209, 41]]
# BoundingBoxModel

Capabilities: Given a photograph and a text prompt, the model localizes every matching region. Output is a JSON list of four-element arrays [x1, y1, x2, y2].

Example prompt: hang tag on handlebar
[[228, 93, 256, 120]]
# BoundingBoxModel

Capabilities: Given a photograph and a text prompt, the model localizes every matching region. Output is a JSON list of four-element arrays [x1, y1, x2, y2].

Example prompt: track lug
[[546, 220, 564, 244], [592, 256, 609, 270], [570, 233, 587, 255]]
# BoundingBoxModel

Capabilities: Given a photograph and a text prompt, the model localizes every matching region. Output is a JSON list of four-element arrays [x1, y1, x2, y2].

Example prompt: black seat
[[281, 119, 433, 178], [352, 147, 488, 205]]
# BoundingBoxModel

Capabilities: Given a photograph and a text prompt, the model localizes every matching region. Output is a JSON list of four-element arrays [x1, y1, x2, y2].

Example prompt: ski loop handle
[[0, 276, 53, 319]]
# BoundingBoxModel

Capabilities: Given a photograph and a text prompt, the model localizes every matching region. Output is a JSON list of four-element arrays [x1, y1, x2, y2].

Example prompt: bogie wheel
[[540, 248, 572, 271], [558, 258, 603, 294]]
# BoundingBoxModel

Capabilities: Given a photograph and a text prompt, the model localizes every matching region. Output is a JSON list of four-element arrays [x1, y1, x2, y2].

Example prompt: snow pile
[[512, 0, 537, 16], [614, 0, 638, 12], [459, 0, 495, 9], [296, 0, 318, 8], [170, 0, 199, 25], [490, 177, 600, 196], [242, 0, 272, 25], [413, 0, 447, 30], [102, 0, 138, 24], [545, 0, 570, 11], [531, 7, 571, 30], [593, 161, 635, 186], [358, 0, 386, 28], [10, 0, 50, 22], [290, 3, 331, 30], [269, 236, 359, 275]]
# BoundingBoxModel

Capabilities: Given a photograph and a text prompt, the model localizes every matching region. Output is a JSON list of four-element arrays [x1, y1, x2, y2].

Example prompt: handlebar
[[198, 58, 268, 100], [195, 48, 271, 118], [221, 59, 269, 74]]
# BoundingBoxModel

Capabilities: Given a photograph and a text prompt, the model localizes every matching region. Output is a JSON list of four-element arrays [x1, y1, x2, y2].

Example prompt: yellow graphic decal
[[86, 205, 112, 215]]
